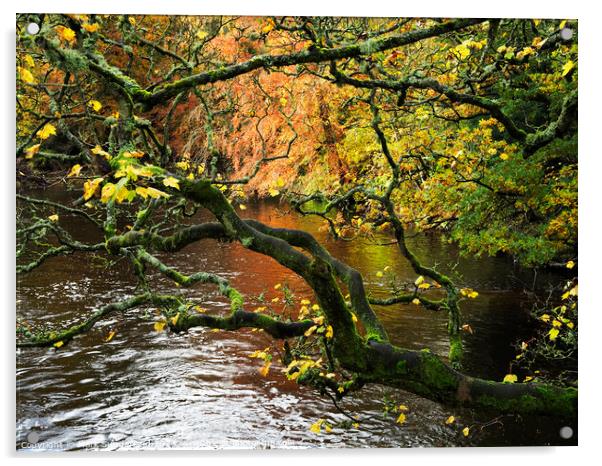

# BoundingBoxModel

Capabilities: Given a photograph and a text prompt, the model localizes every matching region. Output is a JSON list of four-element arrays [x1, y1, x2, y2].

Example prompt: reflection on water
[[16, 190, 576, 449]]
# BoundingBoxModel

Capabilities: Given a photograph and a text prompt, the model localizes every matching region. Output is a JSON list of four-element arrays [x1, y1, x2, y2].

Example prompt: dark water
[[16, 190, 577, 450]]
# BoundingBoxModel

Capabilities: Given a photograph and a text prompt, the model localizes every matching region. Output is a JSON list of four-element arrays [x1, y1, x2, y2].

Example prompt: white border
[[3, 1, 601, 465]]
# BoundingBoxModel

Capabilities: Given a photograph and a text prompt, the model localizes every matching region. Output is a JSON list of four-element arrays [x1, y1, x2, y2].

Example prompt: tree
[[16, 14, 577, 419]]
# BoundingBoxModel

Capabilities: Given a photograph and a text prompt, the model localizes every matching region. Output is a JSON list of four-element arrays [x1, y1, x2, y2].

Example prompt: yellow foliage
[[36, 123, 57, 140]]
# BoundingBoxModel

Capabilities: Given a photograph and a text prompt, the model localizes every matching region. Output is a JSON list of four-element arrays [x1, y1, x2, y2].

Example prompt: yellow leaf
[[376, 271, 384, 278], [500, 153, 509, 160], [82, 22, 100, 33], [105, 331, 116, 342], [196, 30, 208, 40], [115, 185, 131, 204], [53, 340, 64, 348], [396, 413, 406, 424], [415, 276, 424, 286], [24, 144, 40, 159], [279, 97, 287, 106], [412, 298, 420, 305], [566, 260, 575, 269], [524, 376, 534, 382], [274, 283, 282, 290], [548, 328, 560, 341], [304, 325, 318, 337], [91, 145, 111, 160], [170, 313, 180, 326], [559, 20, 567, 30], [24, 54, 35, 69], [55, 26, 76, 43], [83, 177, 103, 200], [540, 314, 551, 322], [18, 66, 36, 84], [145, 187, 170, 199], [552, 319, 562, 328], [309, 420, 322, 434], [101, 183, 116, 203], [311, 304, 320, 311], [48, 214, 59, 222], [351, 312, 358, 323], [561, 60, 575, 77], [175, 160, 190, 170], [503, 374, 518, 383], [462, 427, 470, 437], [259, 361, 271, 377], [445, 415, 455, 425], [67, 164, 82, 177], [418, 283, 431, 289], [154, 321, 166, 332], [398, 404, 409, 412], [325, 325, 333, 339], [268, 188, 280, 197], [569, 285, 578, 297], [123, 150, 144, 159], [261, 19, 275, 34], [301, 299, 310, 306], [163, 176, 180, 190], [128, 17, 136, 26], [36, 123, 57, 140], [312, 316, 324, 325], [88, 100, 102, 112], [239, 204, 247, 210], [468, 291, 479, 299]]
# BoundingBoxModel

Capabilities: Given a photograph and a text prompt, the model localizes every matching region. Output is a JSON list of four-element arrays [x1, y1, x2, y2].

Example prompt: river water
[[16, 189, 577, 449]]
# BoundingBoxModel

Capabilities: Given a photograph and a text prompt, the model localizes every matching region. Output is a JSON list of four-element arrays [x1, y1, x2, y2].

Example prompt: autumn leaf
[[36, 123, 57, 140], [411, 298, 420, 305], [566, 260, 575, 269], [503, 374, 518, 383], [462, 427, 470, 437], [101, 183, 116, 203], [561, 60, 576, 77], [53, 340, 64, 348], [145, 187, 170, 199], [268, 188, 280, 197], [123, 150, 144, 159], [396, 413, 406, 424], [67, 164, 82, 178], [415, 276, 424, 286], [259, 361, 271, 377], [105, 331, 116, 342], [309, 419, 323, 434], [304, 325, 318, 337], [88, 100, 102, 112], [18, 66, 36, 84], [163, 176, 180, 190], [91, 145, 112, 160], [82, 22, 100, 33], [55, 25, 76, 44], [48, 214, 59, 222], [154, 321, 166, 332], [196, 30, 208, 40], [325, 325, 333, 339], [548, 328, 560, 341], [24, 144, 40, 159], [376, 271, 384, 278], [83, 177, 103, 200], [445, 415, 455, 425], [239, 204, 247, 210]]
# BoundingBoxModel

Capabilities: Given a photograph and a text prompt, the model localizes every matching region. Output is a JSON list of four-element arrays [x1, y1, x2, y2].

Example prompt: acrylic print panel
[[16, 14, 578, 450]]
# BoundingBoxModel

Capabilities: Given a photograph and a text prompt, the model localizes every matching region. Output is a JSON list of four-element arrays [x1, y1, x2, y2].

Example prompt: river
[[16, 188, 577, 449]]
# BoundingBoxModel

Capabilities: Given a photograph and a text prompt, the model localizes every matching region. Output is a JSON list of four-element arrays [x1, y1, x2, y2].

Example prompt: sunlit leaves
[[36, 123, 57, 140], [91, 145, 112, 160], [55, 25, 76, 44], [83, 177, 103, 201], [154, 321, 166, 332], [309, 418, 332, 434], [88, 100, 102, 112], [502, 374, 518, 383], [67, 164, 82, 177], [460, 288, 479, 299], [101, 183, 116, 203], [24, 144, 40, 159], [445, 415, 455, 425], [162, 176, 180, 190], [561, 60, 576, 77], [17, 66, 36, 84]]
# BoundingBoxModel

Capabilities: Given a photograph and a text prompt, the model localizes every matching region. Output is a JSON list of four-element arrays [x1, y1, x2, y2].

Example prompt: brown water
[[16, 190, 577, 450]]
